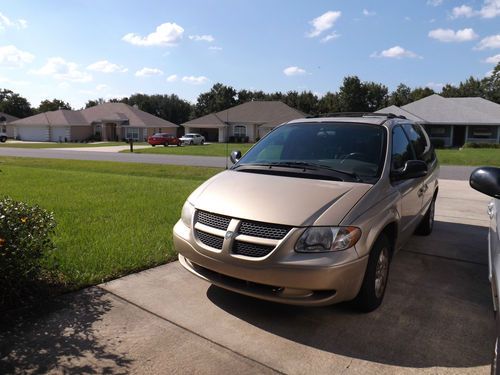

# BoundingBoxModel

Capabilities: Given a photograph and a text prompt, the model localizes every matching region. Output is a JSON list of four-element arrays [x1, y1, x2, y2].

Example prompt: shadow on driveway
[[207, 221, 494, 369], [0, 287, 133, 374]]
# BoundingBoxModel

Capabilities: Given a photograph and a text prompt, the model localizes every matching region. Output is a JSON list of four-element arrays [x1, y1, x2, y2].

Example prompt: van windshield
[[235, 122, 386, 183]]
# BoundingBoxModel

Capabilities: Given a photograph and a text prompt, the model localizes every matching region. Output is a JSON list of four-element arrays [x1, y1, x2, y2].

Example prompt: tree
[[318, 92, 341, 114], [441, 76, 484, 98], [195, 83, 237, 117], [85, 98, 106, 108], [338, 76, 367, 112], [364, 82, 389, 111], [37, 98, 72, 113], [482, 62, 500, 104], [389, 84, 412, 106], [409, 87, 435, 102], [126, 93, 193, 124], [0, 89, 33, 118]]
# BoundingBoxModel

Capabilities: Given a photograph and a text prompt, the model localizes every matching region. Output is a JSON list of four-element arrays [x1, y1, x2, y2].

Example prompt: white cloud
[[371, 46, 422, 59], [485, 54, 500, 64], [96, 84, 108, 91], [451, 1, 500, 19], [208, 46, 223, 51], [321, 32, 340, 42], [0, 45, 34, 67], [0, 12, 28, 30], [451, 5, 474, 18], [32, 57, 92, 82], [189, 34, 214, 42], [87, 60, 127, 73], [122, 22, 184, 46], [283, 66, 307, 76], [428, 28, 478, 42], [475, 34, 500, 50], [363, 9, 376, 16], [0, 75, 29, 85], [307, 11, 341, 38], [135, 67, 164, 77], [479, 0, 500, 18], [427, 0, 443, 6], [166, 74, 178, 82], [58, 82, 70, 89], [181, 75, 209, 85]]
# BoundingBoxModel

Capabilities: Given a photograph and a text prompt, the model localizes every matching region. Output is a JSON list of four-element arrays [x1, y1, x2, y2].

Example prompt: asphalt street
[[0, 146, 481, 180]]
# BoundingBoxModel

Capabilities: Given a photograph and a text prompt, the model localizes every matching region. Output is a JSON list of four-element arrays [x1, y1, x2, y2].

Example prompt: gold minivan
[[173, 114, 439, 311]]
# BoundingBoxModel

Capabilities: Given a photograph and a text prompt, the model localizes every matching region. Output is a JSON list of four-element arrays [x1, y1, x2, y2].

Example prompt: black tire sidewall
[[355, 234, 391, 312]]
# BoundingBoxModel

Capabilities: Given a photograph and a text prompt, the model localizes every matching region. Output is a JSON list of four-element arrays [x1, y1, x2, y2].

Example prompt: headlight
[[181, 201, 195, 227], [295, 226, 361, 253]]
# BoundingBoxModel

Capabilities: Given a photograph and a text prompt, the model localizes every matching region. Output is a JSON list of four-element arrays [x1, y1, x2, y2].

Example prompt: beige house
[[182, 101, 305, 142], [9, 102, 178, 142], [378, 94, 500, 147]]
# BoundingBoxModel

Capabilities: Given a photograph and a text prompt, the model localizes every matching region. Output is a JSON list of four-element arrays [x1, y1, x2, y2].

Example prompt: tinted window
[[403, 124, 435, 165], [238, 122, 386, 179], [392, 126, 414, 170]]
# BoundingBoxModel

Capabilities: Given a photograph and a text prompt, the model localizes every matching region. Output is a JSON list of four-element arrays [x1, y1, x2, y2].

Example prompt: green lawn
[[132, 143, 254, 157], [436, 149, 500, 166], [0, 157, 221, 289], [0, 141, 145, 148]]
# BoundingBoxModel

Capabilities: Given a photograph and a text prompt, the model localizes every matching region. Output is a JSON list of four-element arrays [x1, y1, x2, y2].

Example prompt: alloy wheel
[[375, 247, 389, 299]]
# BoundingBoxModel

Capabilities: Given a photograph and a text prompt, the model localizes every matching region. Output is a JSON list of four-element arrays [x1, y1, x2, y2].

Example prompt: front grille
[[195, 230, 224, 250], [233, 241, 274, 258], [196, 210, 231, 230], [239, 221, 290, 240]]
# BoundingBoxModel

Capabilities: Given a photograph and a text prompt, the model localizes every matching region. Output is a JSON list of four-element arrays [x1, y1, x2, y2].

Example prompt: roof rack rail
[[305, 112, 407, 120]]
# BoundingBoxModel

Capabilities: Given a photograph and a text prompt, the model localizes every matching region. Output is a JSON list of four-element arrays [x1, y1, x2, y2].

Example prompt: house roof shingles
[[183, 101, 305, 128], [10, 103, 178, 128], [378, 94, 500, 125]]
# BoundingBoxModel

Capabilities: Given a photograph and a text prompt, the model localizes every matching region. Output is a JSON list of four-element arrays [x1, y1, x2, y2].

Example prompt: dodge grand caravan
[[173, 114, 439, 311]]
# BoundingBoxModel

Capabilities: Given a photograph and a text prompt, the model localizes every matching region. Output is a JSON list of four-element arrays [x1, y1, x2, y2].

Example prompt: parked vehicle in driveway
[[173, 113, 439, 311], [147, 133, 181, 147], [0, 130, 7, 143], [470, 166, 500, 374], [179, 133, 205, 145]]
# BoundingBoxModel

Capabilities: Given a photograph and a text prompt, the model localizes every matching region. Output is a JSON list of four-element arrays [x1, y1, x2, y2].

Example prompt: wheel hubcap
[[375, 248, 389, 299]]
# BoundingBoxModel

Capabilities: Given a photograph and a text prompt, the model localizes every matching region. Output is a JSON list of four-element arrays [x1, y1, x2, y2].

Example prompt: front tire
[[416, 197, 435, 236], [354, 234, 391, 312], [0, 136, 6, 143]]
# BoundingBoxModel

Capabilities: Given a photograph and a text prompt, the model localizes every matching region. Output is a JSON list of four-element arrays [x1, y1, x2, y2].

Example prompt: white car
[[180, 133, 205, 145], [470, 167, 500, 374]]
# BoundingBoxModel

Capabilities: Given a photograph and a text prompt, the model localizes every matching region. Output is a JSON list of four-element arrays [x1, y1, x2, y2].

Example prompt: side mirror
[[470, 167, 500, 199], [391, 160, 428, 181], [230, 150, 242, 164]]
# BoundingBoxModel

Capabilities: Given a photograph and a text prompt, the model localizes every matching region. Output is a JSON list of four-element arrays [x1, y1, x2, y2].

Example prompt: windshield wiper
[[234, 161, 362, 182]]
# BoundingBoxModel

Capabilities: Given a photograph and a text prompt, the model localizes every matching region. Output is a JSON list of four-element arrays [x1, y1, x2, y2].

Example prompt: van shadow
[[207, 221, 494, 369], [0, 287, 133, 374]]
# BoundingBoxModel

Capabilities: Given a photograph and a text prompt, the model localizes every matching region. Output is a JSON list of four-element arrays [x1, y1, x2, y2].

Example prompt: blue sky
[[1, 0, 499, 108]]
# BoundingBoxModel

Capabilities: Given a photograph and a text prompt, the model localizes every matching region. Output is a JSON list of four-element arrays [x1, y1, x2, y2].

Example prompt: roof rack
[[305, 112, 407, 120]]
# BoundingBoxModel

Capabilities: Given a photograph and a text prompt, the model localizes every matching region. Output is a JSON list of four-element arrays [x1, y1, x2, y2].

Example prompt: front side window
[[234, 125, 246, 137], [392, 126, 414, 171], [403, 124, 435, 165], [237, 122, 386, 182]]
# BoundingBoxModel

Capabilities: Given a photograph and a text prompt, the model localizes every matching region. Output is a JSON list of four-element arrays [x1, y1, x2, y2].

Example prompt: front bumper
[[173, 220, 369, 306]]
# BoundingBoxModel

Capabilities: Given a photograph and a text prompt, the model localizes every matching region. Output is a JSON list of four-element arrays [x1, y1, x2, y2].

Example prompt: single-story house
[[182, 101, 306, 142], [9, 102, 178, 142], [377, 94, 500, 147], [0, 112, 19, 138]]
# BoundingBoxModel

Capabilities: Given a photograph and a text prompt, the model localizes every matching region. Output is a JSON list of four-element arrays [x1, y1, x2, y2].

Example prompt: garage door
[[50, 127, 69, 142], [17, 126, 49, 141]]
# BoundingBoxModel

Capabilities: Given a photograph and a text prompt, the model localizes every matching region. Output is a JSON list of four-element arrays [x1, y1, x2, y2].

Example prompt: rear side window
[[403, 124, 436, 165], [392, 126, 415, 170]]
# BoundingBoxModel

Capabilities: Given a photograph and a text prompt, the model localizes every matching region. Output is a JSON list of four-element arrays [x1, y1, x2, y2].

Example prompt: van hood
[[189, 170, 372, 227]]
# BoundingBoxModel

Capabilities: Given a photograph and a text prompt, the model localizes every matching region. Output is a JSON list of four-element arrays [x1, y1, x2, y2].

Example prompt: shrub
[[463, 142, 500, 149], [0, 197, 56, 306], [430, 139, 445, 149]]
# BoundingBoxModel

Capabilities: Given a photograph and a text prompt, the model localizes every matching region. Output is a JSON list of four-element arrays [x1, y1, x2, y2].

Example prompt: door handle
[[488, 202, 495, 219]]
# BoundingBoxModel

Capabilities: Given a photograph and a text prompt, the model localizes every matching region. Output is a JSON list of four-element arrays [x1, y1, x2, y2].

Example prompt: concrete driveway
[[0, 180, 494, 374]]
